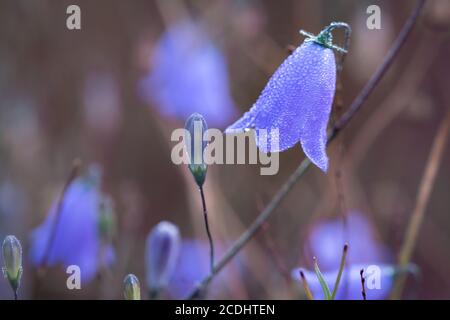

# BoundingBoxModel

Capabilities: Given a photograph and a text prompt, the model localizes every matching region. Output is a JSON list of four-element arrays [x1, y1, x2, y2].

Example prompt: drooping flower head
[[292, 211, 397, 300], [226, 23, 351, 172], [29, 165, 115, 283], [139, 21, 237, 127], [145, 221, 181, 295]]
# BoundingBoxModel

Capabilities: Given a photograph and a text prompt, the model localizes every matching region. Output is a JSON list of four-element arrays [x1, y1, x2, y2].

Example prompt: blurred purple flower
[[145, 221, 180, 294], [292, 211, 394, 299], [139, 21, 237, 127], [139, 22, 236, 127], [305, 212, 390, 270], [29, 168, 114, 283], [292, 264, 395, 300], [225, 40, 336, 172], [167, 239, 235, 299], [166, 239, 208, 299]]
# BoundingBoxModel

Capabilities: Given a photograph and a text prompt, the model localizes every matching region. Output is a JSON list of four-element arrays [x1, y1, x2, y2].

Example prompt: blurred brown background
[[0, 0, 449, 299]]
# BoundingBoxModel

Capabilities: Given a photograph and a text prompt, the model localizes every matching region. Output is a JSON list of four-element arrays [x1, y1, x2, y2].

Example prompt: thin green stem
[[313, 257, 332, 300], [200, 186, 215, 273], [331, 243, 348, 299]]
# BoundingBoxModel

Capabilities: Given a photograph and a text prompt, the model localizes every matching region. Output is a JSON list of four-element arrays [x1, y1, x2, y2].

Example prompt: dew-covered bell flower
[[139, 21, 237, 127], [185, 113, 208, 187], [123, 273, 141, 300], [29, 166, 115, 283], [2, 235, 23, 294], [145, 221, 181, 295], [226, 23, 350, 172]]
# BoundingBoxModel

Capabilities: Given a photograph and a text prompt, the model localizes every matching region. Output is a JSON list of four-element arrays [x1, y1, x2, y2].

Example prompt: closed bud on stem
[[123, 274, 141, 300], [185, 113, 208, 187], [145, 221, 180, 297], [2, 235, 23, 298]]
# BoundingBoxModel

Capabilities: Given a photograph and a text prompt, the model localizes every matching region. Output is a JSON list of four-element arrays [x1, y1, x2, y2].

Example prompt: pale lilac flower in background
[[145, 221, 180, 294], [305, 211, 390, 269], [226, 40, 337, 172], [292, 211, 395, 299], [167, 239, 239, 299], [29, 166, 115, 282], [167, 239, 209, 299], [292, 263, 396, 300], [138, 21, 237, 127]]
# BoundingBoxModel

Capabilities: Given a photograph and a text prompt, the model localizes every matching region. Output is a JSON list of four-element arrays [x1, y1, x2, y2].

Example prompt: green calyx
[[300, 22, 351, 54], [189, 163, 207, 187]]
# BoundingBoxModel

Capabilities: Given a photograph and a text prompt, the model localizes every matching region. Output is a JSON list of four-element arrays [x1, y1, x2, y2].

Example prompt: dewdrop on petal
[[145, 221, 181, 297], [185, 113, 208, 187], [123, 274, 141, 300], [2, 235, 23, 297]]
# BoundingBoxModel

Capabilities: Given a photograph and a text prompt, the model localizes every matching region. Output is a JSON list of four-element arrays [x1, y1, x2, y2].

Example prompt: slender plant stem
[[41, 159, 81, 267], [200, 186, 215, 273], [333, 0, 426, 132], [186, 0, 427, 299], [331, 243, 348, 299], [14, 290, 17, 300], [360, 269, 367, 300], [299, 271, 314, 300], [390, 110, 450, 299]]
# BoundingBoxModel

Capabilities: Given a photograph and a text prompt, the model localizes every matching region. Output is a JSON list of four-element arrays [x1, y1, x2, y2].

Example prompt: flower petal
[[225, 42, 336, 167]]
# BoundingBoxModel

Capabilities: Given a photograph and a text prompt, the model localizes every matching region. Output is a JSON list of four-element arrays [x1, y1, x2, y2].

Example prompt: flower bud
[[145, 221, 180, 295], [123, 274, 141, 300], [185, 113, 208, 187], [2, 235, 23, 294]]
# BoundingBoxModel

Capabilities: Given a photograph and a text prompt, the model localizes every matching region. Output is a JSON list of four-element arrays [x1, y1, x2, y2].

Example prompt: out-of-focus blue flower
[[305, 212, 389, 270], [145, 221, 180, 294], [167, 239, 208, 299], [225, 36, 337, 172], [292, 264, 395, 300], [167, 239, 238, 299], [138, 21, 237, 127], [29, 167, 114, 283], [293, 211, 394, 300]]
